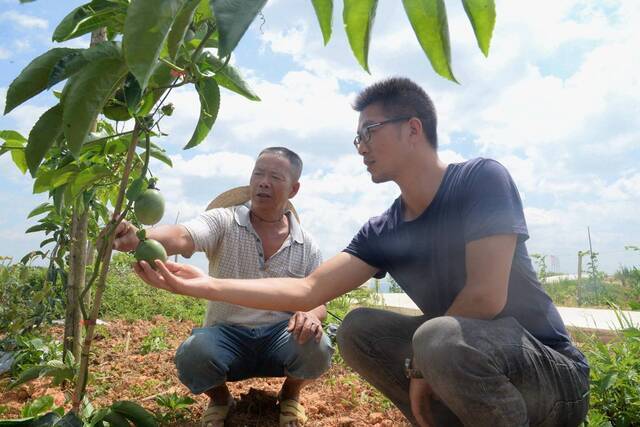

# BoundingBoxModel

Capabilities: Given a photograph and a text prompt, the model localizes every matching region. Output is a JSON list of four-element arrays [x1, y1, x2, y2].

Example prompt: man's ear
[[409, 117, 423, 137], [289, 181, 300, 199]]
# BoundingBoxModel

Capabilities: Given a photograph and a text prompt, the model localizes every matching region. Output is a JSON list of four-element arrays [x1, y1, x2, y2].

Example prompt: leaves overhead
[[26, 104, 64, 177], [123, 0, 187, 91], [211, 0, 268, 58], [61, 55, 128, 157], [184, 78, 220, 149], [402, 0, 457, 83], [4, 48, 80, 115], [462, 0, 496, 57], [167, 0, 202, 59], [343, 0, 378, 73], [52, 0, 127, 42], [311, 0, 333, 45], [201, 52, 260, 101]]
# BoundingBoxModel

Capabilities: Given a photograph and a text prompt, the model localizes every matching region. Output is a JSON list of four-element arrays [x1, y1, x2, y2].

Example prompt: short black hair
[[353, 77, 438, 149], [258, 147, 303, 181]]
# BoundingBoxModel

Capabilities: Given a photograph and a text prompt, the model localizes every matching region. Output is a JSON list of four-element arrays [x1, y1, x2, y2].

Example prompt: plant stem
[[72, 122, 141, 412]]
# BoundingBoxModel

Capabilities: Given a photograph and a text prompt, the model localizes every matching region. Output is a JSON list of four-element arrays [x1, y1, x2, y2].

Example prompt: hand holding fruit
[[113, 220, 140, 252]]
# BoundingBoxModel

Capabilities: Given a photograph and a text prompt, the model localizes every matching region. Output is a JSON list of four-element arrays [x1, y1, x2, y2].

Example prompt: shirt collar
[[234, 202, 303, 244]]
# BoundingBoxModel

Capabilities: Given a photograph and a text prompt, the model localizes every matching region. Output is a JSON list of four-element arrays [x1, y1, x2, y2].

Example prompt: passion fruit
[[133, 238, 167, 270], [102, 89, 132, 121], [134, 187, 165, 225]]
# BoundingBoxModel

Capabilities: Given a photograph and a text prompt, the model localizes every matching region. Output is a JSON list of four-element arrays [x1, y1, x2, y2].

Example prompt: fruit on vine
[[134, 187, 165, 225], [134, 238, 167, 270], [102, 89, 132, 121]]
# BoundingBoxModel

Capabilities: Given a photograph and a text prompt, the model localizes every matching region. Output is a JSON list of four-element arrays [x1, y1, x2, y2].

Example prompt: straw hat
[[206, 185, 299, 222]]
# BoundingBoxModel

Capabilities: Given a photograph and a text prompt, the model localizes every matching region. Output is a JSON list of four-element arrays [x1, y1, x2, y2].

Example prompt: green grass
[[99, 253, 205, 323], [543, 278, 640, 310], [576, 308, 640, 426]]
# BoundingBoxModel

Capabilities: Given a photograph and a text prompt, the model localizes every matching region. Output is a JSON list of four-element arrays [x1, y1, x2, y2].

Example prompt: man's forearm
[[445, 285, 506, 319], [145, 224, 194, 257], [194, 276, 325, 313], [307, 304, 327, 322]]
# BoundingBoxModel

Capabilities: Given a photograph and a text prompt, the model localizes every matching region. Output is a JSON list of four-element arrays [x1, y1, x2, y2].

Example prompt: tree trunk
[[62, 27, 107, 364], [63, 207, 88, 362], [72, 124, 141, 412]]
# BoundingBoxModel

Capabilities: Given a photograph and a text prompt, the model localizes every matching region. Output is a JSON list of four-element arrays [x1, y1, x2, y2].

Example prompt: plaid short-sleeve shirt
[[181, 204, 322, 326]]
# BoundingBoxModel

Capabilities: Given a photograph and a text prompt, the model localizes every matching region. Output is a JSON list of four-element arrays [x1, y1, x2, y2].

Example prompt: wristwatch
[[404, 357, 423, 379]]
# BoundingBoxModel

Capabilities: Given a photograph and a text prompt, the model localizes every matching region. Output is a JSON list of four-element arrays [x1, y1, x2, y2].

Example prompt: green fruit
[[103, 89, 132, 121], [134, 188, 165, 225], [103, 101, 132, 121], [134, 238, 167, 269]]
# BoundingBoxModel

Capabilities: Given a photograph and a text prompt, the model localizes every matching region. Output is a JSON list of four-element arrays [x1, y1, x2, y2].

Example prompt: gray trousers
[[336, 308, 589, 427]]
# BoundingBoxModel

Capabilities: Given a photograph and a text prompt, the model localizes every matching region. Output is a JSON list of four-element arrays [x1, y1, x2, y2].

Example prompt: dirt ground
[[0, 317, 410, 426]]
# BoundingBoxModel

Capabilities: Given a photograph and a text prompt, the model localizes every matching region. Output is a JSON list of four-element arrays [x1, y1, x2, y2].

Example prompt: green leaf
[[21, 396, 53, 418], [53, 0, 127, 42], [168, 0, 201, 59], [69, 165, 112, 198], [62, 55, 128, 157], [53, 186, 66, 214], [201, 52, 259, 100], [402, 0, 457, 82], [0, 130, 27, 143], [27, 203, 53, 218], [150, 148, 173, 166], [461, 0, 495, 57], [110, 401, 157, 427], [0, 137, 27, 174], [9, 366, 45, 389], [25, 223, 57, 234], [184, 78, 220, 149], [4, 48, 79, 114], [123, 74, 142, 114], [123, 0, 187, 91], [11, 146, 28, 175], [597, 372, 618, 393], [40, 237, 58, 248], [192, 0, 212, 24], [34, 164, 79, 194], [26, 104, 63, 177], [126, 176, 147, 202], [343, 0, 378, 73], [101, 410, 130, 427], [211, 0, 268, 58], [311, 0, 333, 45], [48, 42, 122, 89]]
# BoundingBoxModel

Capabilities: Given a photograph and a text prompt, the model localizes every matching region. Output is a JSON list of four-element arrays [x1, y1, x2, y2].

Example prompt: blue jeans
[[175, 320, 333, 394], [337, 308, 589, 427]]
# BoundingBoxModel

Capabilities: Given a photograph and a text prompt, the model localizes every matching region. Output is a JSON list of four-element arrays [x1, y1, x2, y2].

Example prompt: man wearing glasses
[[134, 77, 590, 426]]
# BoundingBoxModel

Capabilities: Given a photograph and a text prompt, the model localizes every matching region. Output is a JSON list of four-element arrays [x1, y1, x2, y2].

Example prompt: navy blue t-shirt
[[345, 158, 588, 372]]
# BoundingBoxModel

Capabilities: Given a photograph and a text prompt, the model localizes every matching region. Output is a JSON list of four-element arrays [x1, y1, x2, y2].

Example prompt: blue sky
[[1, 0, 639, 275]]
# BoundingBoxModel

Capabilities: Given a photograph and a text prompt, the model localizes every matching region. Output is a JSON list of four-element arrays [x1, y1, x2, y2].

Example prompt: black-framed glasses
[[353, 116, 412, 149]]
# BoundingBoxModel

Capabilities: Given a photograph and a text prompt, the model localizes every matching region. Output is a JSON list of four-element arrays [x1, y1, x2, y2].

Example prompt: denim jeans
[[175, 319, 333, 394], [336, 308, 589, 427]]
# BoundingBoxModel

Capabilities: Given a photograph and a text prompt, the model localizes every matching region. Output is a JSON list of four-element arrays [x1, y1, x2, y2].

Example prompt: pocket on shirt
[[286, 266, 306, 278]]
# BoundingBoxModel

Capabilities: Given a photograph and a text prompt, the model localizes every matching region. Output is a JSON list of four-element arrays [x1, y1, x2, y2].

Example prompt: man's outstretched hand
[[133, 260, 210, 298]]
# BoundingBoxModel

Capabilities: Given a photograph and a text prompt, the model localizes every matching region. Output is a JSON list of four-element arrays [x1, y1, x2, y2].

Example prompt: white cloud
[[220, 71, 357, 141], [167, 152, 255, 180], [0, 47, 10, 59], [0, 10, 48, 29]]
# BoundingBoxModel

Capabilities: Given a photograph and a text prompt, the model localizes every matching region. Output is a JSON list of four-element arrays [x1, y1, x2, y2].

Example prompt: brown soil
[[0, 317, 409, 426]]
